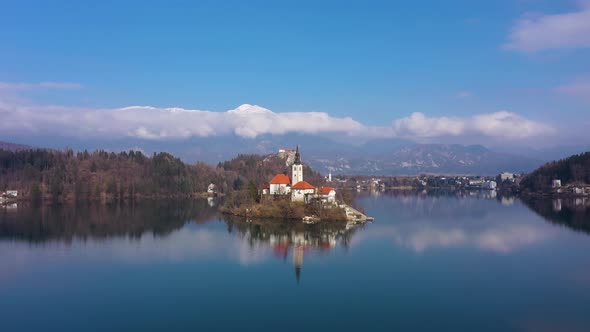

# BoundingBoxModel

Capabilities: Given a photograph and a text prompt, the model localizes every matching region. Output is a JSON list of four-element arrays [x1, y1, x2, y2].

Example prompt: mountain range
[[0, 141, 32, 151], [1, 136, 588, 176]]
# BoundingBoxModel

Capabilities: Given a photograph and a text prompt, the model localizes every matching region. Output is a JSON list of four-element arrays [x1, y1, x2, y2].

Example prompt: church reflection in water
[[223, 216, 362, 282]]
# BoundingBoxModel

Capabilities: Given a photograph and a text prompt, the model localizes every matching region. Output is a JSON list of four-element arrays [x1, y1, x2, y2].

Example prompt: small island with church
[[220, 146, 372, 223]]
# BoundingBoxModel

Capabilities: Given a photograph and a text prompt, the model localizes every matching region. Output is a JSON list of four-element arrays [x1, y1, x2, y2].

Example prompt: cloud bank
[[505, 2, 590, 52], [0, 99, 553, 142], [392, 111, 552, 139]]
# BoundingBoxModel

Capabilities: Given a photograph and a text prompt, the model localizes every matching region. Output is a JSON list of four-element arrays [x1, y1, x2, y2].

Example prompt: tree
[[248, 180, 259, 203]]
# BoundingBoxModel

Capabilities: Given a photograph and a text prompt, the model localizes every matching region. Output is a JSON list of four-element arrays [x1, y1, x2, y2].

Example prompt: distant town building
[[469, 179, 484, 186], [277, 148, 297, 166], [500, 172, 515, 182], [552, 180, 562, 188], [481, 180, 497, 190]]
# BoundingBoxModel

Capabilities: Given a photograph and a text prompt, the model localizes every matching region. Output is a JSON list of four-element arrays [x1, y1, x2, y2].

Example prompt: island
[[220, 146, 372, 223]]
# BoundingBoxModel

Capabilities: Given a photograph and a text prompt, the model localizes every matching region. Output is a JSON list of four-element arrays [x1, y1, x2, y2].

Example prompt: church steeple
[[294, 145, 301, 165], [292, 145, 303, 184]]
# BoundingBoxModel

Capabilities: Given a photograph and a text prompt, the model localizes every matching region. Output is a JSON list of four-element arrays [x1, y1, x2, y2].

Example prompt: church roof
[[270, 174, 291, 185], [318, 186, 335, 195], [292, 181, 315, 190]]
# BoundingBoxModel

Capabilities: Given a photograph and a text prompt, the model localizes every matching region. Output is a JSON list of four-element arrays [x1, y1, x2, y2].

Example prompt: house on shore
[[269, 174, 291, 195], [291, 181, 315, 203], [318, 186, 336, 204]]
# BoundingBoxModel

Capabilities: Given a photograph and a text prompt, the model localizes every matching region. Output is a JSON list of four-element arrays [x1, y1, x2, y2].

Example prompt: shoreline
[[0, 192, 223, 205], [219, 199, 372, 223]]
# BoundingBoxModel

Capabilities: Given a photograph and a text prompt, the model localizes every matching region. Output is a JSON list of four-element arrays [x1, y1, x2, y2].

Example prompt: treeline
[[0, 149, 219, 201], [217, 153, 326, 190], [520, 152, 590, 191], [0, 148, 325, 202]]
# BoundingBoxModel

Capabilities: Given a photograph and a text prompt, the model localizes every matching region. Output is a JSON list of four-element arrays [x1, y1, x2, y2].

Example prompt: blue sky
[[1, 0, 589, 148]]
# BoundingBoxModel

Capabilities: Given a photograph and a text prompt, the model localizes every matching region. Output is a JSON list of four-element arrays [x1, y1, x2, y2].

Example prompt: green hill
[[520, 151, 590, 192]]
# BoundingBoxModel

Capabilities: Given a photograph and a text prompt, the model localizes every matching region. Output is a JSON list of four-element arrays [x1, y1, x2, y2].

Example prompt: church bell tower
[[292, 146, 303, 185]]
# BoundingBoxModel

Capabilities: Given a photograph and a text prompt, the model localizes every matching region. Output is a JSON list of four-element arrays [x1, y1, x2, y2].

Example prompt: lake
[[1, 193, 590, 331]]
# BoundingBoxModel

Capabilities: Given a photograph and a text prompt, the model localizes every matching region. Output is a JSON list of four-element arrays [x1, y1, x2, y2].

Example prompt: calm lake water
[[1, 193, 590, 332]]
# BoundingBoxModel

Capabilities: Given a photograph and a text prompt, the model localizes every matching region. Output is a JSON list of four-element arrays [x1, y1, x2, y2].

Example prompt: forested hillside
[[520, 151, 590, 191], [0, 148, 324, 202], [218, 154, 325, 190]]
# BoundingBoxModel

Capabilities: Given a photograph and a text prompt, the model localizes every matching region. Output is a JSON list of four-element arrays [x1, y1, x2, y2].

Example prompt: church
[[267, 146, 334, 204]]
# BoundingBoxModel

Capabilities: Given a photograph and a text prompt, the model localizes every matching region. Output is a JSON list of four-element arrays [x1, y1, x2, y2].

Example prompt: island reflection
[[223, 216, 362, 282], [0, 199, 364, 283]]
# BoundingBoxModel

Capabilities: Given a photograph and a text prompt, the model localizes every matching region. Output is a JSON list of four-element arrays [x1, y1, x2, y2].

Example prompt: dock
[[340, 203, 374, 223]]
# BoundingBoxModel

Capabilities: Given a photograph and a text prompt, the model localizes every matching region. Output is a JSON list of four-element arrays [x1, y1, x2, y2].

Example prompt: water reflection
[[354, 191, 580, 254], [522, 197, 590, 235], [0, 200, 363, 283], [2, 194, 590, 331], [0, 200, 217, 242], [1, 194, 589, 279], [223, 217, 361, 282]]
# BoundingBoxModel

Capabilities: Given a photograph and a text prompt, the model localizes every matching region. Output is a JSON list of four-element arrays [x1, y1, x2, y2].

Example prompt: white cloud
[[0, 81, 82, 90], [392, 112, 466, 137], [505, 2, 590, 52], [392, 111, 553, 139], [471, 111, 552, 138], [0, 99, 553, 141]]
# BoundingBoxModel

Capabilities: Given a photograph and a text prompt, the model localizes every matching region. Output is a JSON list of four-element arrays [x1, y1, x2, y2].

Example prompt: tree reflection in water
[[0, 199, 217, 243], [522, 197, 590, 235]]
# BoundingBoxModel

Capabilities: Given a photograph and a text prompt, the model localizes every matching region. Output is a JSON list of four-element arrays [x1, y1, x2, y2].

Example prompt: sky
[[1, 0, 589, 150]]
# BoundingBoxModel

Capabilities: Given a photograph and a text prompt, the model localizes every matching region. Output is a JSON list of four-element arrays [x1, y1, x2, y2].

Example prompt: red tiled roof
[[318, 186, 335, 195], [270, 174, 291, 185], [261, 184, 269, 189], [292, 181, 315, 190]]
